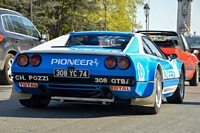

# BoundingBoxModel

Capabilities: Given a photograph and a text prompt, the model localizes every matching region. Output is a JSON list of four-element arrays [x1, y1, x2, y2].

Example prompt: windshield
[[185, 37, 200, 46], [66, 35, 132, 48]]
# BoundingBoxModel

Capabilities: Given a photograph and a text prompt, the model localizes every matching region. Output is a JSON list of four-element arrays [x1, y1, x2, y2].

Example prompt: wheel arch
[[156, 64, 164, 81], [0, 50, 18, 70], [7, 50, 18, 56], [181, 63, 186, 78]]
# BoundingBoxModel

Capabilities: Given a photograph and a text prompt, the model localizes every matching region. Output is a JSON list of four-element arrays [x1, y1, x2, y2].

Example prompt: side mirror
[[169, 53, 178, 60]]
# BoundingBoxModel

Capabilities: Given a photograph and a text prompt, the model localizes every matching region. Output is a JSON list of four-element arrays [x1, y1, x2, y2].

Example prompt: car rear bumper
[[11, 80, 154, 99], [11, 73, 156, 106]]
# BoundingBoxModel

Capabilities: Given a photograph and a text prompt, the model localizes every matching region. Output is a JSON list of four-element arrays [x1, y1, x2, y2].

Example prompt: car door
[[8, 15, 30, 51], [142, 37, 180, 91], [0, 15, 16, 59], [180, 34, 197, 79], [20, 17, 44, 48]]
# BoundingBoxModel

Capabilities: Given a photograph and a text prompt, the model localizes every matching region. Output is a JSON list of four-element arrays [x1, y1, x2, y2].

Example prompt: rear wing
[[20, 49, 127, 56]]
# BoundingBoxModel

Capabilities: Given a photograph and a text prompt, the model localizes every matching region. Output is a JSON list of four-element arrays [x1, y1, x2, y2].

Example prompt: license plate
[[54, 69, 89, 78]]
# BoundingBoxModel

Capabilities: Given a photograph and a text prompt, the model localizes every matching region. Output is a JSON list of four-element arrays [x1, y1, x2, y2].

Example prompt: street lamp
[[103, 0, 109, 31], [132, 4, 136, 32], [30, 0, 33, 22], [143, 3, 150, 32]]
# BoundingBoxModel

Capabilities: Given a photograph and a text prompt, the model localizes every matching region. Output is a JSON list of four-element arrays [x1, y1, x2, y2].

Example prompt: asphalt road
[[0, 83, 200, 133]]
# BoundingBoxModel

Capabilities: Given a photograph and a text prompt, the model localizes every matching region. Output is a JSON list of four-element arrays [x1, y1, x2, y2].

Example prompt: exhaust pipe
[[39, 85, 46, 93], [101, 88, 113, 99], [39, 85, 51, 96]]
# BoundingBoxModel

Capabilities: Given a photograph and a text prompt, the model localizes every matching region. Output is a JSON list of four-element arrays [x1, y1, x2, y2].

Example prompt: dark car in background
[[0, 8, 45, 85], [185, 35, 200, 60]]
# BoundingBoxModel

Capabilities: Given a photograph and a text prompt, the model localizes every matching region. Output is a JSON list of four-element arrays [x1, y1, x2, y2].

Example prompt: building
[[177, 0, 193, 35]]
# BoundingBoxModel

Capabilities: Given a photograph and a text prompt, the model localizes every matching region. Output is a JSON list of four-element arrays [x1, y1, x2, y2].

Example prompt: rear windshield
[[185, 37, 200, 46], [66, 35, 132, 48], [150, 35, 180, 48]]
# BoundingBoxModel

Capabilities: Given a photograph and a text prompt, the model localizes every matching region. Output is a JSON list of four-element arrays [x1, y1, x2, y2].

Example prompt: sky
[[136, 0, 200, 35]]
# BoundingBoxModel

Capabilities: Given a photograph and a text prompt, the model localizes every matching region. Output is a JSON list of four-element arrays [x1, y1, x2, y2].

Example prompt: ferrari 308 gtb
[[10, 31, 185, 114]]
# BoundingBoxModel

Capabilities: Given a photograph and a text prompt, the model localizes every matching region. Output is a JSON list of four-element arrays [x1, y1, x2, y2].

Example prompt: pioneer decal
[[51, 58, 99, 67]]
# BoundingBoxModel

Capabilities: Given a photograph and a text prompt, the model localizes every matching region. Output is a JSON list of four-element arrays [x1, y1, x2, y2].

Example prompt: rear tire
[[166, 69, 185, 103], [189, 67, 199, 86], [19, 95, 51, 108], [132, 70, 162, 114], [0, 54, 14, 85]]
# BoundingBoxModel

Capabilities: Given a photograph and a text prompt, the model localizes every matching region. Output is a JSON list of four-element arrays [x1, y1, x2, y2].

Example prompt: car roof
[[70, 31, 134, 36], [136, 30, 179, 36], [185, 35, 200, 38], [0, 8, 22, 16]]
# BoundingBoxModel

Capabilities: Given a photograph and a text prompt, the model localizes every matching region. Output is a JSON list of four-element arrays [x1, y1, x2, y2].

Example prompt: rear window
[[2, 15, 14, 32], [9, 15, 24, 34], [150, 35, 179, 46], [66, 35, 132, 48]]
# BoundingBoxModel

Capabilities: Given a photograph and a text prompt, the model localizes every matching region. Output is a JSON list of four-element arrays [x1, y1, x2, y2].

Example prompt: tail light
[[117, 57, 130, 70], [29, 54, 41, 67], [104, 56, 117, 69], [0, 34, 3, 41], [197, 53, 200, 58], [17, 54, 29, 67]]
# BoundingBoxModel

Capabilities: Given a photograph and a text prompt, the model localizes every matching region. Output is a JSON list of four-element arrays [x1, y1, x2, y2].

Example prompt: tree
[[0, 0, 144, 39], [91, 0, 143, 32], [31, 0, 101, 38]]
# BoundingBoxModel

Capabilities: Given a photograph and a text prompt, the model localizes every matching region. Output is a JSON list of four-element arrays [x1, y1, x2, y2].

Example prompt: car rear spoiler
[[20, 49, 127, 56]]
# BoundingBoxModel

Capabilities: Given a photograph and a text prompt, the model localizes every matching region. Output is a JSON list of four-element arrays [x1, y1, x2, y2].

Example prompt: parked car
[[136, 30, 199, 86], [10, 31, 185, 114], [0, 8, 45, 85], [185, 35, 200, 60]]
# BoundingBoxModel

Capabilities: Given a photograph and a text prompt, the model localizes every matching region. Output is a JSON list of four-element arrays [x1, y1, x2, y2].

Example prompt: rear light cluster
[[17, 54, 41, 67], [197, 53, 200, 58], [104, 56, 130, 70], [0, 34, 3, 41]]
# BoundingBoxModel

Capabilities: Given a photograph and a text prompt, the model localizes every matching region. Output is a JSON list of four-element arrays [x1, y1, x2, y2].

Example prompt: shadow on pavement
[[0, 100, 137, 118], [181, 101, 200, 105]]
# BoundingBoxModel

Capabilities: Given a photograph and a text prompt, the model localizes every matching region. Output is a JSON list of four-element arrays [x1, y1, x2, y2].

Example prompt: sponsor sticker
[[163, 69, 175, 79], [162, 85, 177, 94], [137, 62, 145, 81], [19, 82, 38, 88], [51, 58, 99, 67], [110, 86, 131, 91]]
